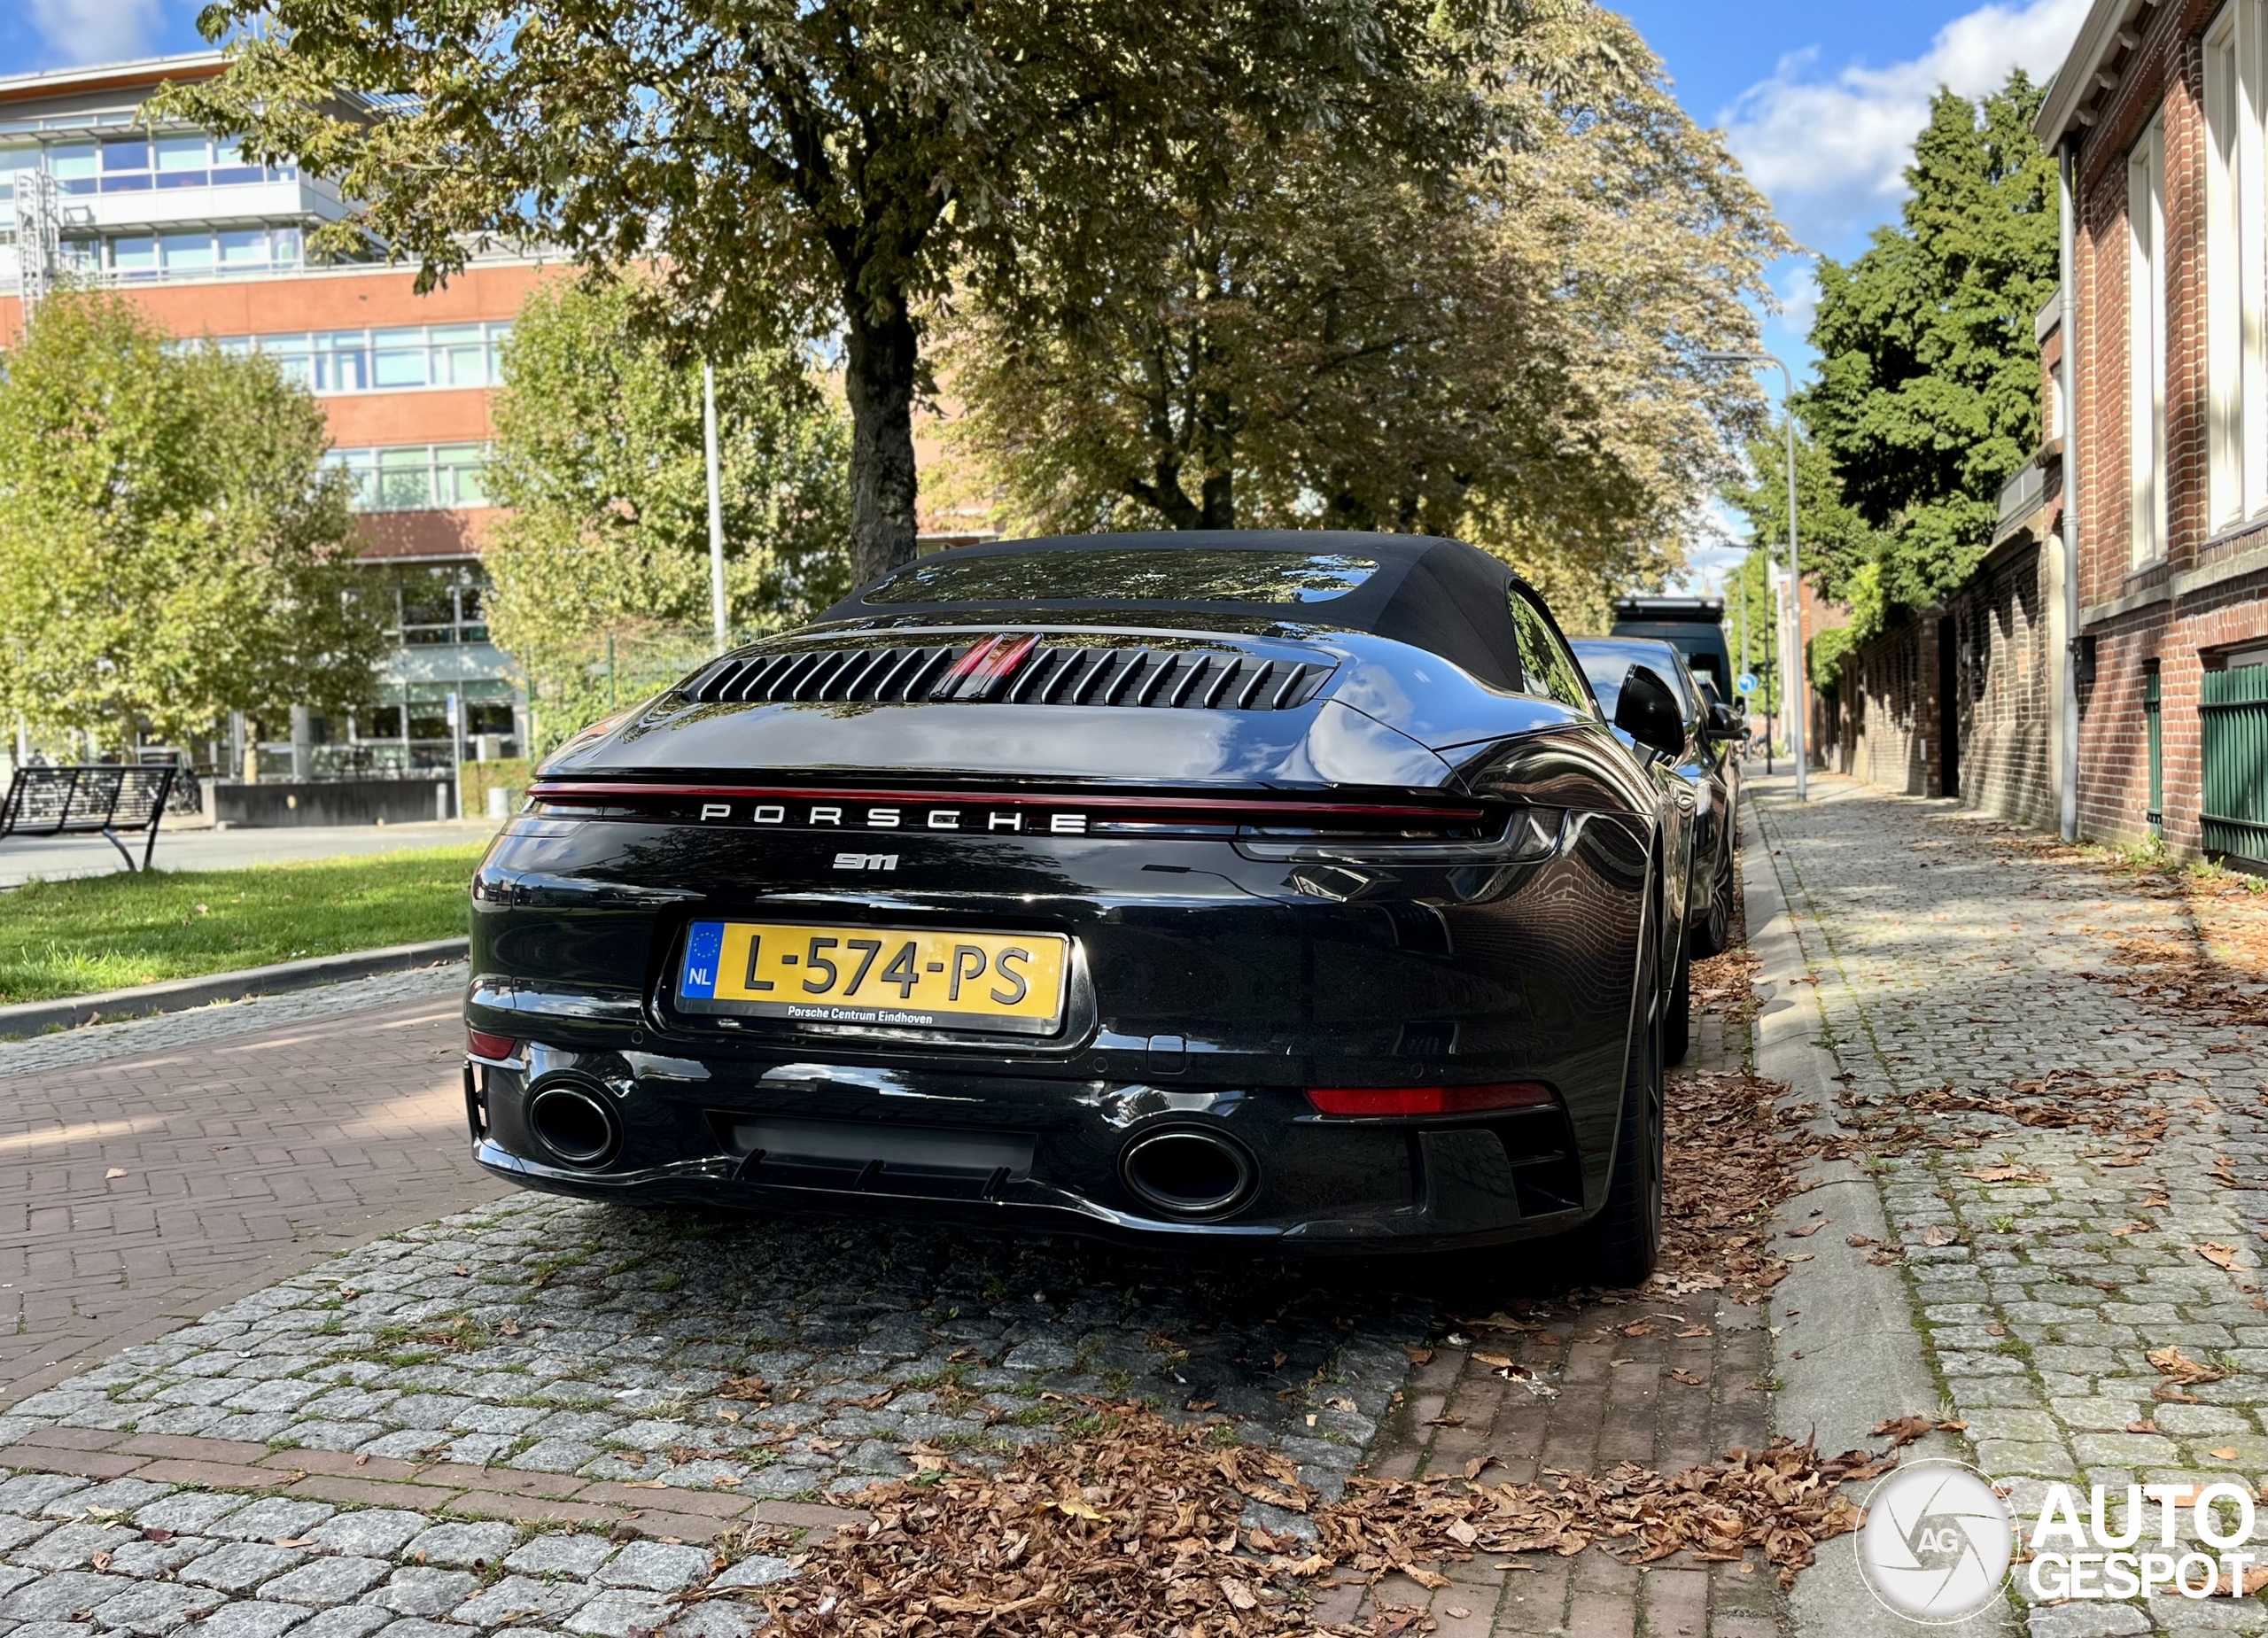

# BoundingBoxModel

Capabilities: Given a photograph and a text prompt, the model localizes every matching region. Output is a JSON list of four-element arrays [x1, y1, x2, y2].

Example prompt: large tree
[[1728, 72, 2057, 633], [939, 4, 1783, 623], [0, 292, 386, 751], [169, 0, 1515, 586], [483, 276, 853, 749]]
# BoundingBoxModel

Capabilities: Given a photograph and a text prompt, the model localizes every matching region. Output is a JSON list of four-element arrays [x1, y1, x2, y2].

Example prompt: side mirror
[[1703, 701, 1741, 743], [1613, 664, 1686, 758]]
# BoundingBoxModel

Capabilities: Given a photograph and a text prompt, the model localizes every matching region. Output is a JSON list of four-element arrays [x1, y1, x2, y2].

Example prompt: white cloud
[[1723, 0, 2090, 251], [24, 0, 166, 66], [1775, 260, 1821, 334]]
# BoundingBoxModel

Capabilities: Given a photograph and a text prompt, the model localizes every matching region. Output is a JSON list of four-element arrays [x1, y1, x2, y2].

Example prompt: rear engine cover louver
[[681, 642, 1331, 710]]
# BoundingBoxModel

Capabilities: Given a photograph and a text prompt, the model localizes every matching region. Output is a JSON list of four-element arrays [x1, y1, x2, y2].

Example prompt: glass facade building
[[0, 51, 548, 792]]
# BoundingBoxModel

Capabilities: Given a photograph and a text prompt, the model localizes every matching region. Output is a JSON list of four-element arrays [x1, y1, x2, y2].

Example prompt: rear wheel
[[1570, 916, 1666, 1288], [1690, 835, 1734, 958]]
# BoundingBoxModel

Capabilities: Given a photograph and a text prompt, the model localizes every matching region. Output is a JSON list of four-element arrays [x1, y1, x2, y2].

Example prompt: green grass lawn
[[0, 843, 485, 1005]]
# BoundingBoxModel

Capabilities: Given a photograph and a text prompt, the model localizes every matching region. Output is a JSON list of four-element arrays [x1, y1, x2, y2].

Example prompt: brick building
[[0, 50, 996, 795], [2039, 0, 2268, 862], [1819, 290, 2071, 830], [0, 51, 557, 782]]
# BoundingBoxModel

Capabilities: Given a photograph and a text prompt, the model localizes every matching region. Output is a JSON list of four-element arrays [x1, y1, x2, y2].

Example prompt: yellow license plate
[[676, 920, 1069, 1035]]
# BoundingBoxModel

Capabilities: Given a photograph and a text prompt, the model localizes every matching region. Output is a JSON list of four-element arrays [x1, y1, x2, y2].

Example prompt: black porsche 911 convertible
[[463, 532, 1697, 1283]]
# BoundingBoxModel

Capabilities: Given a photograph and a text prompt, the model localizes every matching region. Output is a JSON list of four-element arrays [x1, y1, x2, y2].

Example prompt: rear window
[[866, 548, 1379, 606], [1578, 646, 1697, 718]]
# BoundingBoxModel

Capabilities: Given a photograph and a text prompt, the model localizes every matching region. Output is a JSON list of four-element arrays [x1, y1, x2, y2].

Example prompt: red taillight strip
[[526, 780, 1486, 822], [1306, 1083, 1554, 1117]]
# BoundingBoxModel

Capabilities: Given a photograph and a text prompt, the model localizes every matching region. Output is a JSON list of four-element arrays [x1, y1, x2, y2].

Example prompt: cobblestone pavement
[[1, 968, 496, 1405], [1757, 775, 2268, 1636], [0, 966, 466, 1080], [0, 1196, 1422, 1638]]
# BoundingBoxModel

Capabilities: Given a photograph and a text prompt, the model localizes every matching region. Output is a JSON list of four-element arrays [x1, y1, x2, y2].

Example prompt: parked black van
[[1609, 597, 1737, 708]]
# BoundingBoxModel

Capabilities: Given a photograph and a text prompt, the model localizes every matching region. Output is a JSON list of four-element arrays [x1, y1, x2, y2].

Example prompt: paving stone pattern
[[0, 1192, 1422, 1635], [1757, 776, 2268, 1634], [1, 978, 497, 1406]]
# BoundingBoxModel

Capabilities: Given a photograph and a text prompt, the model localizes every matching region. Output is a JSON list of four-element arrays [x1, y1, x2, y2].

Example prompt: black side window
[[1509, 591, 1596, 715]]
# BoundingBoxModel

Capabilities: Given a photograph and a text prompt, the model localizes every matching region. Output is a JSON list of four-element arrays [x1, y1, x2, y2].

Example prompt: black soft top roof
[[824, 531, 1529, 692]]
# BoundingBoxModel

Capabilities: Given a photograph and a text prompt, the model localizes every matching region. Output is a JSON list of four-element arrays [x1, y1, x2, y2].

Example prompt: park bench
[[0, 763, 179, 873]]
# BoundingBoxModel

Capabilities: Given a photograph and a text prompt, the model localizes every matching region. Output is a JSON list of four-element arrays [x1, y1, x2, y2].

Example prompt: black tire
[[1665, 948, 1691, 1067], [1571, 912, 1666, 1288], [1690, 835, 1734, 958]]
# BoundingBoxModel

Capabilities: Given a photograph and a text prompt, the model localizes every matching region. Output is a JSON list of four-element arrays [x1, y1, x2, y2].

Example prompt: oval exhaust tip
[[1120, 1128, 1255, 1219], [527, 1081, 619, 1168]]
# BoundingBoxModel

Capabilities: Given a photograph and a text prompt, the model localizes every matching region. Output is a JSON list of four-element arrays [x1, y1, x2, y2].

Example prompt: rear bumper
[[463, 1049, 1593, 1256]]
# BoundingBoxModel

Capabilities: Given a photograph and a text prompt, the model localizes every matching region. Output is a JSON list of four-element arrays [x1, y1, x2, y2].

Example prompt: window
[[385, 565, 492, 645], [154, 136, 209, 188], [216, 228, 271, 268], [2130, 115, 2170, 565], [0, 147, 35, 222], [159, 231, 214, 273], [1507, 589, 1595, 713], [198, 322, 516, 393], [46, 143, 94, 195], [325, 444, 495, 512], [97, 138, 151, 192], [109, 235, 157, 279], [2207, 4, 2268, 530]]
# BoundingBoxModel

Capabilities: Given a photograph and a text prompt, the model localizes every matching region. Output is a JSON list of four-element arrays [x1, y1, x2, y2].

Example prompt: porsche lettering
[[690, 802, 1082, 834]]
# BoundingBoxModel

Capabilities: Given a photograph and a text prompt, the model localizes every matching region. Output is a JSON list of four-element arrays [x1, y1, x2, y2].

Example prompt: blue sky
[[3, 0, 2094, 586]]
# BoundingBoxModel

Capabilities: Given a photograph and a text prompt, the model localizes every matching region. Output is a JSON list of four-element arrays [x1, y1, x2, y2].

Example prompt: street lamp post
[[703, 362, 727, 656], [1701, 349, 1806, 801]]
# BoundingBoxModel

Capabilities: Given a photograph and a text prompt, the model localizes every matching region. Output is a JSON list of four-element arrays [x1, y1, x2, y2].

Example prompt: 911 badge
[[834, 852, 897, 871]]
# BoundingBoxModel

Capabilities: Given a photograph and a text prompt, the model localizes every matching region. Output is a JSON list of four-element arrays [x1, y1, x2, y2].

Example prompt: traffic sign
[[1736, 672, 1759, 695]]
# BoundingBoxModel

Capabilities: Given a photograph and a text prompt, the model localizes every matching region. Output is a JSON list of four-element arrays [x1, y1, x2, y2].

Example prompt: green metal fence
[[2201, 664, 2268, 862], [2146, 667, 2163, 836]]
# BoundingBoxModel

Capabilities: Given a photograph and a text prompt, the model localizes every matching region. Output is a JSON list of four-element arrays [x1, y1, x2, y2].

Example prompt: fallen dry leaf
[[1921, 1225, 1956, 1248], [103, 1168, 127, 1180], [1472, 1352, 1515, 1369], [2217, 1564, 2268, 1597], [1668, 1370, 1705, 1386], [2213, 1448, 2241, 1461], [2197, 1243, 2243, 1271], [2148, 1346, 2227, 1385], [1873, 1417, 1934, 1450], [769, 1399, 1886, 1635]]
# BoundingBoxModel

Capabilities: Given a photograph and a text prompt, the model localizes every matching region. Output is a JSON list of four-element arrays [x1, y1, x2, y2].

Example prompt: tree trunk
[[843, 293, 920, 587]]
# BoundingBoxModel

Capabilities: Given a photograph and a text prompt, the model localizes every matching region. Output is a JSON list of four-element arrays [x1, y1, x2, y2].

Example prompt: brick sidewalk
[[0, 990, 501, 1408], [1333, 893, 1789, 1638]]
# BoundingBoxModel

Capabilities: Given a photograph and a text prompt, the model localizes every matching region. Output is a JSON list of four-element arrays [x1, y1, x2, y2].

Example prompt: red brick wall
[[2068, 0, 2268, 853], [1953, 541, 2059, 827], [1837, 616, 1940, 798]]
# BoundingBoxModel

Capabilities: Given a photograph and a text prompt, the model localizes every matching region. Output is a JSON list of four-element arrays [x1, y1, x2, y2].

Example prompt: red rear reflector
[[467, 1029, 519, 1061], [1305, 1083, 1552, 1117]]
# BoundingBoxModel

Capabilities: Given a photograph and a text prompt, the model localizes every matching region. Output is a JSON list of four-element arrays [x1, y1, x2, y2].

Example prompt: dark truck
[[1610, 597, 1737, 710]]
